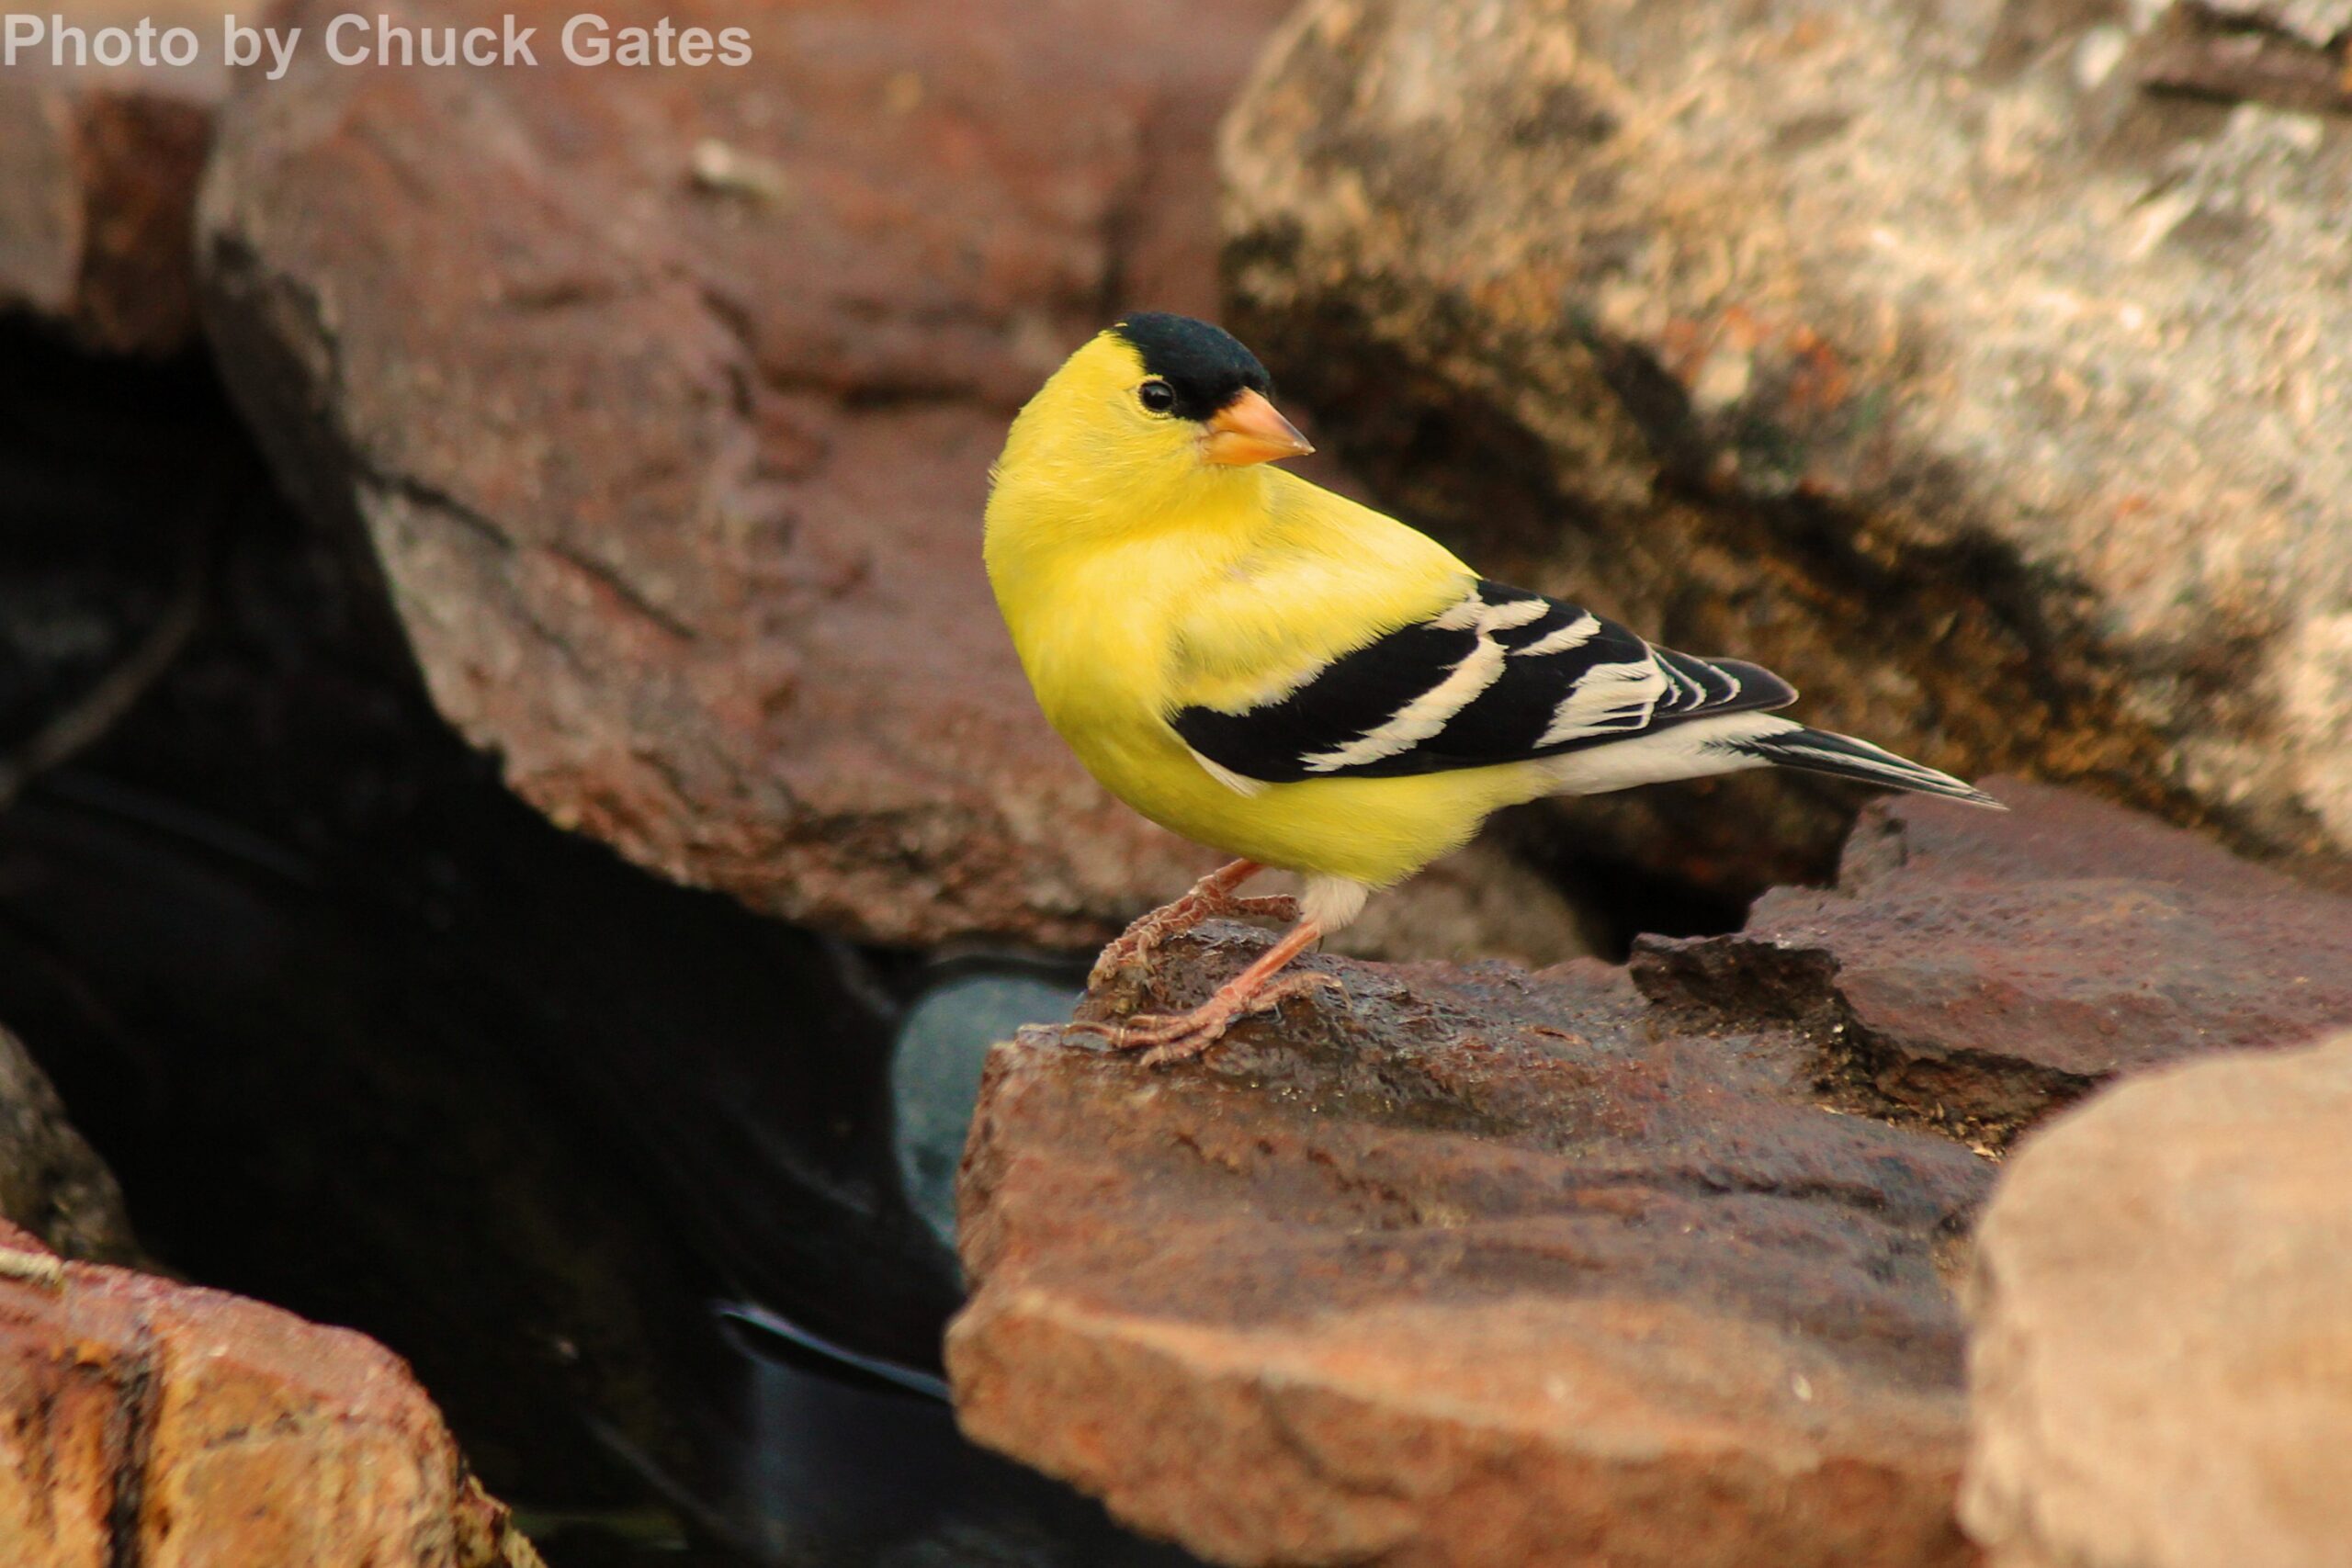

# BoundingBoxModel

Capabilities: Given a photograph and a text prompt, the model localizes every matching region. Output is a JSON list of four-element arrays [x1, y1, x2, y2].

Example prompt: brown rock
[[949, 929, 1993, 1567], [192, 0, 1594, 957], [0, 1022, 137, 1266], [1223, 0, 2352, 886], [1960, 1032, 2352, 1568], [0, 6, 227, 354], [1295, 837, 1600, 965], [0, 1224, 541, 1568], [1633, 778, 2352, 1141]]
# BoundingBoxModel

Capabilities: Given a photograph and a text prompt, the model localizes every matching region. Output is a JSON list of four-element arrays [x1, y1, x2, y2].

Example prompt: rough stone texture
[[951, 931, 1994, 1568], [1634, 778, 2352, 1142], [0, 1022, 137, 1266], [192, 0, 1587, 958], [950, 776, 2352, 1566], [0, 4, 227, 354], [0, 1222, 543, 1568], [1223, 0, 2352, 886], [1960, 1032, 2352, 1568]]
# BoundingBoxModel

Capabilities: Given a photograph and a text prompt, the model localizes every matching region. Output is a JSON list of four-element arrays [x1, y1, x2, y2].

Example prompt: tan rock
[[1224, 0, 2352, 887], [0, 1224, 540, 1568], [1961, 1032, 2352, 1568]]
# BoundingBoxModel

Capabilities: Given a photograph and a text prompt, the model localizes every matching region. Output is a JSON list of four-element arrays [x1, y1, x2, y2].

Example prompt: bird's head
[[991, 313, 1314, 530]]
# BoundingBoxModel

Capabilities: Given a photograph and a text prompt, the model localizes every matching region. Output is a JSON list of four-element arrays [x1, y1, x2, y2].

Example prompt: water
[[890, 967, 1083, 1249], [709, 1301, 1196, 1567]]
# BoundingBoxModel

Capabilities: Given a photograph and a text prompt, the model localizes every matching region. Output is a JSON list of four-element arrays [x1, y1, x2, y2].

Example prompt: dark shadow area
[[0, 316, 1197, 1564], [1551, 852, 1757, 958]]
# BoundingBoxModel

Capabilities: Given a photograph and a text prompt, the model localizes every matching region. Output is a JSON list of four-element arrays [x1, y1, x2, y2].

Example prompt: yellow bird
[[986, 314, 1997, 1065]]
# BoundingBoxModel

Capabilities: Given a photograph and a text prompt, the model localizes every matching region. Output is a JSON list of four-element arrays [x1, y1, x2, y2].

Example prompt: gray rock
[[1224, 0, 2352, 886]]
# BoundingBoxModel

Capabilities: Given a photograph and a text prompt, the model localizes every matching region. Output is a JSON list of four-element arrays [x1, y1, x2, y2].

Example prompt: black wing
[[1170, 581, 1797, 784]]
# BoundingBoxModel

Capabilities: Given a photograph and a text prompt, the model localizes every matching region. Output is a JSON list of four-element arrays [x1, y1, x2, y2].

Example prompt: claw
[[1086, 860, 1274, 991], [1129, 972, 1346, 1066], [1099, 965, 1344, 1072], [1077, 880, 1349, 1067], [1137, 1034, 1217, 1069]]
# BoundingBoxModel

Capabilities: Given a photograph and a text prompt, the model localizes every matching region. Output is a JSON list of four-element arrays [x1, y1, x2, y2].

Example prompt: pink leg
[[1086, 859, 1300, 990], [1073, 919, 1345, 1067]]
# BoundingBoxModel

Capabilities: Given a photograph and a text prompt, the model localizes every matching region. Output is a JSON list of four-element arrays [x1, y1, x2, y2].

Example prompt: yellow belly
[[1065, 714, 1540, 887], [986, 465, 1510, 885]]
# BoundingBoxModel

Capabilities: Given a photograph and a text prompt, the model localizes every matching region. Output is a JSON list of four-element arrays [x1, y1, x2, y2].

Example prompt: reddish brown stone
[[0, 1224, 539, 1568], [0, 28, 222, 355], [949, 777, 2352, 1565], [950, 930, 1993, 1568], [1633, 778, 2352, 1139], [197, 0, 1365, 950]]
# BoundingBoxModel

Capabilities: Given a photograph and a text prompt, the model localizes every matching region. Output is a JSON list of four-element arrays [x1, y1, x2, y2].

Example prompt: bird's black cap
[[1111, 312, 1272, 421]]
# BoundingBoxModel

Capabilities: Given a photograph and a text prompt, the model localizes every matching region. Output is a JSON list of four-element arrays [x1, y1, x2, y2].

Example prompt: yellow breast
[[986, 468, 1544, 885]]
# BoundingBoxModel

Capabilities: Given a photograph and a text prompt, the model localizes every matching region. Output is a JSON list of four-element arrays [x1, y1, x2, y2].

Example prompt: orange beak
[[1202, 389, 1314, 466]]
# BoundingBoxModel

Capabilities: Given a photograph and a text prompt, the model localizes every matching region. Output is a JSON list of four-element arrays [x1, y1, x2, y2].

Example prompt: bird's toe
[[1137, 1027, 1228, 1069]]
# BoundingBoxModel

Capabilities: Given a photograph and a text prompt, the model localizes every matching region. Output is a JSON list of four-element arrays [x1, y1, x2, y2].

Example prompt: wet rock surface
[[191, 0, 1586, 961], [0, 1223, 543, 1568], [1224, 0, 2352, 887], [1634, 779, 2352, 1141], [1961, 1032, 2352, 1568], [951, 777, 2352, 1566]]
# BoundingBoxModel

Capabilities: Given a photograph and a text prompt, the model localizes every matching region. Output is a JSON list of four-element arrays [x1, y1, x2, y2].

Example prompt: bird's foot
[[1086, 862, 1292, 991], [1069, 969, 1345, 1067]]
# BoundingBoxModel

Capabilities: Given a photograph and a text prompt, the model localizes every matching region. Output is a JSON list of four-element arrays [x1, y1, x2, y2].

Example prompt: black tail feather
[[1736, 726, 2004, 809]]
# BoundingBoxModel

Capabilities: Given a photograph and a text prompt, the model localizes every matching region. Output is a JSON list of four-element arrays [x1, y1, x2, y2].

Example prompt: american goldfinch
[[986, 313, 1998, 1065]]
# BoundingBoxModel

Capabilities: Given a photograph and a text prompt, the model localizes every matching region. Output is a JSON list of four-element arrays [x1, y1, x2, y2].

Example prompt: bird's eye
[[1137, 378, 1178, 415]]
